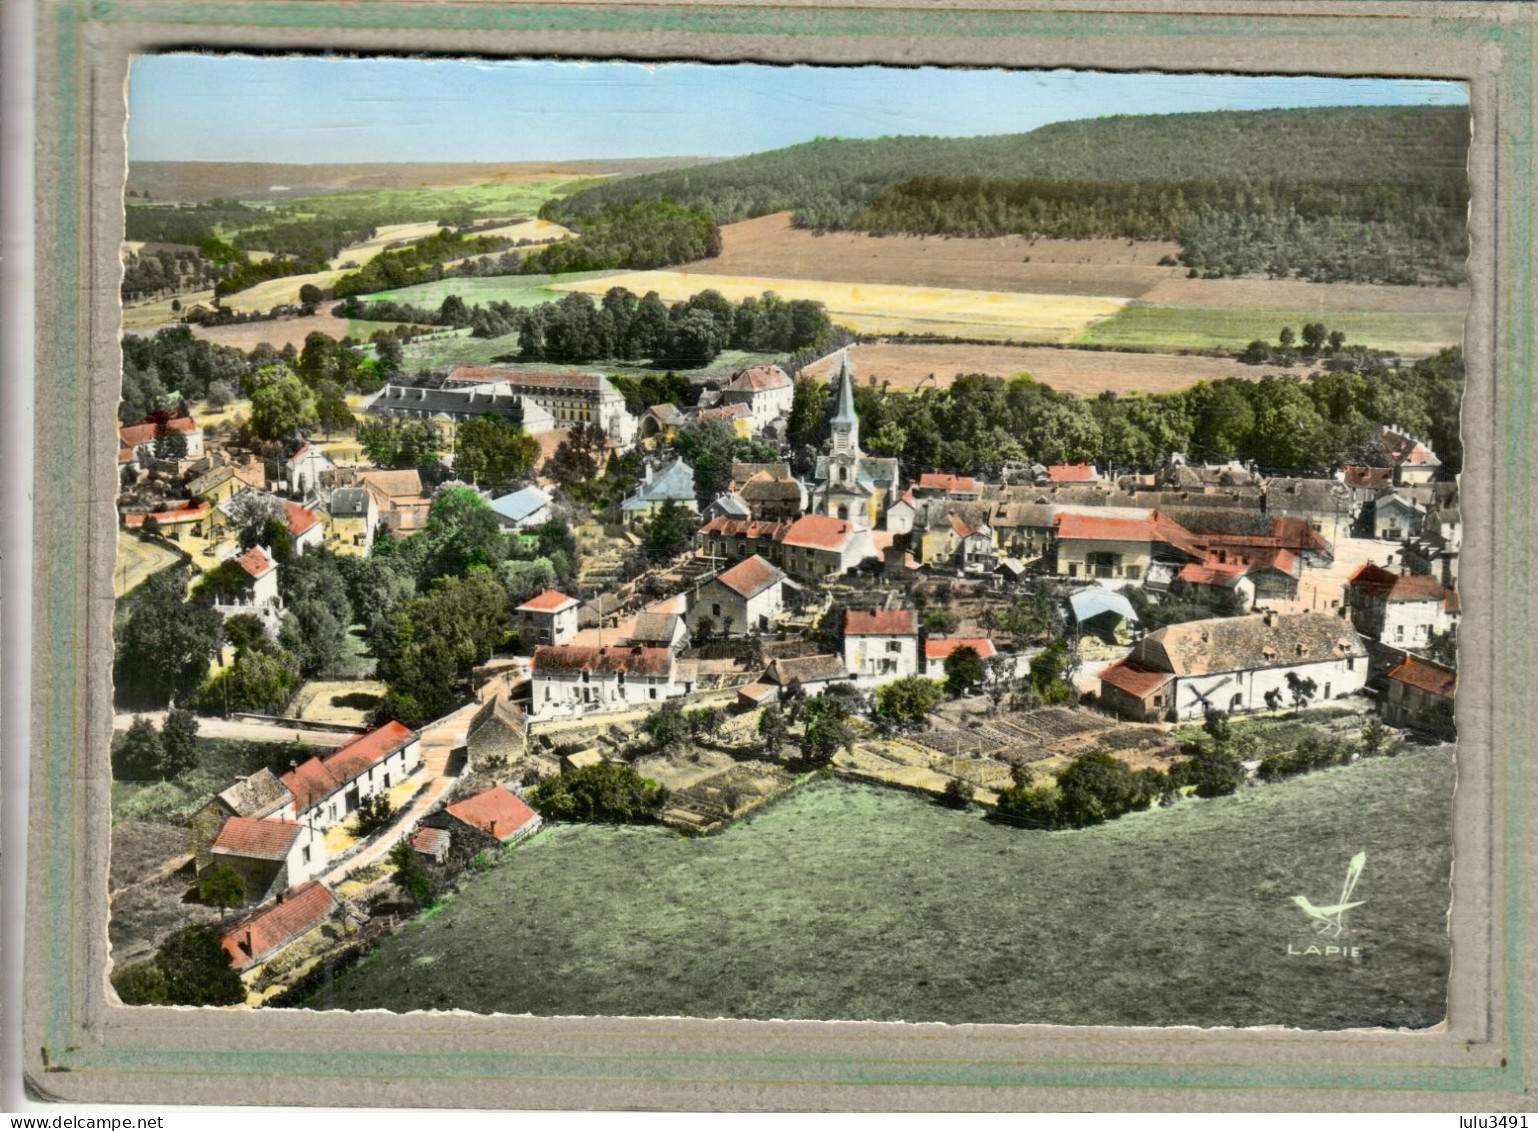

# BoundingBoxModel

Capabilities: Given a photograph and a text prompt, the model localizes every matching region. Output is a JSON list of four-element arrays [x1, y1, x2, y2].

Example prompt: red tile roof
[[118, 416, 199, 447], [518, 588, 578, 613], [1244, 546, 1300, 577], [446, 785, 539, 842], [1045, 462, 1098, 482], [221, 881, 337, 969], [713, 555, 784, 598], [279, 721, 417, 815], [532, 644, 675, 677], [236, 546, 275, 579], [924, 636, 997, 662], [916, 472, 977, 494], [723, 365, 792, 392], [123, 502, 210, 527], [1348, 563, 1454, 603], [284, 499, 320, 537], [410, 826, 450, 855], [1385, 653, 1456, 698], [1098, 659, 1173, 698], [1343, 465, 1394, 489], [211, 816, 302, 861], [698, 516, 792, 541], [845, 607, 918, 636], [1379, 426, 1440, 467], [1054, 511, 1202, 558], [1177, 561, 1249, 589], [781, 514, 856, 552]]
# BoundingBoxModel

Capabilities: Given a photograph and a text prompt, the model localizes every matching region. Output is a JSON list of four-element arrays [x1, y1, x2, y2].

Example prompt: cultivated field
[[325, 220, 454, 268], [307, 750, 1453, 1029], [799, 341, 1292, 395], [1072, 302, 1466, 357], [127, 158, 710, 203], [291, 680, 386, 727], [552, 270, 1129, 343], [688, 212, 1181, 297]]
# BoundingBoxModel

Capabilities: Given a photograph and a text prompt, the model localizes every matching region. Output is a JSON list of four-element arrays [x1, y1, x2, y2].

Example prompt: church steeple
[[829, 349, 859, 458]]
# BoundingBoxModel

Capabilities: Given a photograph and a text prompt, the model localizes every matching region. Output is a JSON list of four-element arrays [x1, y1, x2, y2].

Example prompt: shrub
[[149, 924, 246, 1006], [111, 960, 170, 1006], [351, 793, 396, 837], [388, 840, 433, 904], [526, 760, 667, 823], [941, 777, 974, 809]]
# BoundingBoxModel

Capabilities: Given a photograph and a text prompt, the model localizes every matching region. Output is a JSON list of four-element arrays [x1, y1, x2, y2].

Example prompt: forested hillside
[[544, 105, 1469, 284], [546, 106, 1468, 226]]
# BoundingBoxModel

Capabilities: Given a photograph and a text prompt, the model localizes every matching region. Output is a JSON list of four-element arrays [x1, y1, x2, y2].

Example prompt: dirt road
[[113, 536, 181, 597], [111, 711, 354, 748]]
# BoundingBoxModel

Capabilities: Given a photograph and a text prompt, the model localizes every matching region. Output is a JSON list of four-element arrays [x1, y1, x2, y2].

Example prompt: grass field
[[554, 270, 1129, 343], [1072, 302, 1465, 357], [371, 269, 625, 310], [305, 749, 1453, 1028]]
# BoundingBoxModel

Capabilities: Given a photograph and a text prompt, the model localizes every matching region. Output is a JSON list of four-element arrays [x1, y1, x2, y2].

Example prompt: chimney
[[241, 930, 253, 956], [276, 890, 284, 904], [489, 819, 497, 837], [1263, 611, 1277, 628]]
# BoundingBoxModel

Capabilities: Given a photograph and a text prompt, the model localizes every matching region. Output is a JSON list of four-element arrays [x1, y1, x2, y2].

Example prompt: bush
[[110, 960, 170, 1006], [388, 840, 433, 905], [941, 777, 974, 809], [1170, 745, 1246, 798], [146, 924, 246, 1006], [526, 760, 667, 823], [351, 793, 397, 837]]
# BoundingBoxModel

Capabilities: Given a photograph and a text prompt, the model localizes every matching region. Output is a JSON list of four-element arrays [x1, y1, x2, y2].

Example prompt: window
[[712, 603, 721, 617], [1395, 625, 1405, 640], [649, 688, 658, 699], [886, 641, 902, 653], [1347, 657, 1356, 672], [302, 846, 311, 864]]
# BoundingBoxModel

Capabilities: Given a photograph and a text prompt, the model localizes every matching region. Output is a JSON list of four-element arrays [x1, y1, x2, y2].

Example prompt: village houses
[[843, 607, 921, 685], [516, 588, 581, 648], [686, 554, 787, 637], [530, 644, 697, 718], [1344, 562, 1460, 650]]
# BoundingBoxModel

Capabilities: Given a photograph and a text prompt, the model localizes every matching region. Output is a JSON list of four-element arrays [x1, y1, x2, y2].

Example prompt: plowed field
[[799, 341, 1290, 395]]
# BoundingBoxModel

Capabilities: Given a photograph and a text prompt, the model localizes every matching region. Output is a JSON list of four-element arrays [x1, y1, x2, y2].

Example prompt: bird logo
[[1291, 852, 1367, 938]]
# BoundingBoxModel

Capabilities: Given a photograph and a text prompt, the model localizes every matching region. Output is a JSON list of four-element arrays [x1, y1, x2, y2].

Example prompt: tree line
[[787, 347, 1463, 474], [344, 285, 834, 369]]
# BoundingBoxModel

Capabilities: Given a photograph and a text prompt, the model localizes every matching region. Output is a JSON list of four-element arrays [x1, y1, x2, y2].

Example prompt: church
[[810, 351, 899, 531]]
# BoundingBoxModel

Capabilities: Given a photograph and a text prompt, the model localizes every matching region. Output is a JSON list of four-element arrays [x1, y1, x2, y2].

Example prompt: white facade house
[[716, 365, 795, 433], [277, 721, 422, 834], [516, 588, 581, 648], [212, 545, 285, 637], [204, 815, 328, 902], [1098, 611, 1369, 722], [284, 443, 336, 499], [530, 644, 697, 719], [1345, 563, 1459, 649], [842, 607, 921, 686], [687, 555, 786, 637]]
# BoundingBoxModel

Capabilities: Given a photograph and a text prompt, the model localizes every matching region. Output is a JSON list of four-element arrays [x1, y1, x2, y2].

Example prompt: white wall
[[1171, 655, 1367, 720], [844, 634, 920, 685]]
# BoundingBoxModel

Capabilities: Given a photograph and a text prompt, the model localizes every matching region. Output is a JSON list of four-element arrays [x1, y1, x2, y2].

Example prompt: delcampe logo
[[1291, 851, 1367, 939]]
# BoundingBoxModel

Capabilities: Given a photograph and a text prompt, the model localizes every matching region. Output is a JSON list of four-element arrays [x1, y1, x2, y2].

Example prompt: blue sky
[[127, 56, 1467, 163]]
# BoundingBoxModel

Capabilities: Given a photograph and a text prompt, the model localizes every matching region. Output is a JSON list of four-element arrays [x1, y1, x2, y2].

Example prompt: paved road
[[112, 711, 353, 748], [318, 697, 482, 884]]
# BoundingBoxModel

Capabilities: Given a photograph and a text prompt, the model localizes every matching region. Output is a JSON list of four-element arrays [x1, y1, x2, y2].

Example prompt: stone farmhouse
[[686, 555, 787, 638], [276, 721, 422, 834], [204, 815, 328, 904], [530, 644, 697, 719], [1381, 653, 1457, 739], [220, 880, 339, 972], [1098, 610, 1369, 722]]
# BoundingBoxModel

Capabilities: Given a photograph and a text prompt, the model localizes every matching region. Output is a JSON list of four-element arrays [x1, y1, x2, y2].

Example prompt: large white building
[[445, 366, 637, 448], [1098, 611, 1369, 722], [530, 644, 697, 718]]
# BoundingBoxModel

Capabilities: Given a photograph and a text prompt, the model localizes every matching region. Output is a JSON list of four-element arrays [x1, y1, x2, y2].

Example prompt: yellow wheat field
[[550, 270, 1130, 343]]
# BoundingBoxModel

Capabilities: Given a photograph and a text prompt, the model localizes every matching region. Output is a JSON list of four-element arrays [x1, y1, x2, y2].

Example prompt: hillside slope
[[545, 105, 1470, 229]]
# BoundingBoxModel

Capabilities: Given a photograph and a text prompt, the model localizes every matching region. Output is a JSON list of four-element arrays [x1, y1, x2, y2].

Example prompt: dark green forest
[[858, 175, 1466, 285]]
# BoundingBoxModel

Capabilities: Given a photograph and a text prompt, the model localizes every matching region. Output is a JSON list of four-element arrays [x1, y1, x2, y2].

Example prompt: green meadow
[[304, 747, 1453, 1029], [1073, 302, 1466, 357]]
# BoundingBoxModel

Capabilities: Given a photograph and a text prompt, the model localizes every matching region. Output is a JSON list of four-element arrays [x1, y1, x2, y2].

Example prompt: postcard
[[20, 1, 1538, 1111]]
